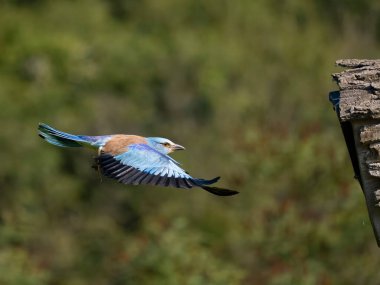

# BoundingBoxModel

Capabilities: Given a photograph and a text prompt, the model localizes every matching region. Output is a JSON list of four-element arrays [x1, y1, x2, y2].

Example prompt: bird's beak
[[172, 144, 185, 151]]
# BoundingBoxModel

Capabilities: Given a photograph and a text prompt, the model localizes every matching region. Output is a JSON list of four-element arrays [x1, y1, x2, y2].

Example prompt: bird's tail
[[38, 123, 89, 148], [192, 177, 239, 196]]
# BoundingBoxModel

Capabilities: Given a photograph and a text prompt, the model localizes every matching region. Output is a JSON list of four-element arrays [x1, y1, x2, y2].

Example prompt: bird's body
[[38, 123, 238, 196]]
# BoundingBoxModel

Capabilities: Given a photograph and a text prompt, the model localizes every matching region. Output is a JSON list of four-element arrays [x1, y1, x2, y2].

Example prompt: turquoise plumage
[[38, 123, 238, 196]]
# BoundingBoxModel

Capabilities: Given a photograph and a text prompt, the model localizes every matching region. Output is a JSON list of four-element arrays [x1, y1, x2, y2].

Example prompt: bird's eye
[[162, 142, 170, 147]]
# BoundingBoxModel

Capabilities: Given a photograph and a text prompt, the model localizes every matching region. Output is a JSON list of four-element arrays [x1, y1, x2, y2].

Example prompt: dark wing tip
[[201, 186, 239, 196], [192, 176, 220, 186]]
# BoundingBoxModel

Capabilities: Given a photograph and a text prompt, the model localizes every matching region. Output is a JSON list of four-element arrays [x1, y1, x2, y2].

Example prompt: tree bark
[[331, 59, 380, 246]]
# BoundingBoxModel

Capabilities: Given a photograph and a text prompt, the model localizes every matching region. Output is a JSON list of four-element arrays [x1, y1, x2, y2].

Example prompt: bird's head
[[147, 137, 185, 155]]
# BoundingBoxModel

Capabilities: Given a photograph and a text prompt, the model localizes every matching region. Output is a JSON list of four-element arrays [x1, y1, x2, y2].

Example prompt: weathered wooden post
[[330, 59, 380, 246]]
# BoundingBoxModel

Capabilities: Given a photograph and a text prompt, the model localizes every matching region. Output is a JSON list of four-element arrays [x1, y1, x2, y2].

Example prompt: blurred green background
[[1, 0, 380, 284]]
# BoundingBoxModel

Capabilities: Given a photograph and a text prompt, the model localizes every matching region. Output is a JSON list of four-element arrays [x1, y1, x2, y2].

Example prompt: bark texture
[[333, 59, 380, 122], [331, 59, 380, 246]]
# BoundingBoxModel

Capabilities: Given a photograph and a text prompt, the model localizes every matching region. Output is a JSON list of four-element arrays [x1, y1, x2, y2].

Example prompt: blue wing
[[96, 144, 220, 189]]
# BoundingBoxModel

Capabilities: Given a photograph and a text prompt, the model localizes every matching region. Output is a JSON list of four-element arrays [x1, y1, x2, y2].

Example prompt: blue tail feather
[[38, 123, 88, 148]]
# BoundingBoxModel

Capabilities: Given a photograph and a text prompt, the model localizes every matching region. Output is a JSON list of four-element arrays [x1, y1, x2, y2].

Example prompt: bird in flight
[[38, 123, 238, 196]]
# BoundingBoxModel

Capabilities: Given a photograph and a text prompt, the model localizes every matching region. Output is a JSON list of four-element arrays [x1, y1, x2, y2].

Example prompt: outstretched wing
[[96, 144, 219, 189]]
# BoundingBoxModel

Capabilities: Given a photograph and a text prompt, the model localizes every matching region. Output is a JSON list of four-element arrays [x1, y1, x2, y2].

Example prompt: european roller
[[38, 123, 238, 196]]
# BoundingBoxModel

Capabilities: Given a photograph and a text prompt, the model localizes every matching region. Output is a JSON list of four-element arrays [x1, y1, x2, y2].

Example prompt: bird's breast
[[102, 135, 147, 155]]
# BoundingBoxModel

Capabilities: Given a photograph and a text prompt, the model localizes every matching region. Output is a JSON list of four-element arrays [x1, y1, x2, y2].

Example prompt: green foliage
[[123, 218, 245, 285], [1, 0, 380, 284]]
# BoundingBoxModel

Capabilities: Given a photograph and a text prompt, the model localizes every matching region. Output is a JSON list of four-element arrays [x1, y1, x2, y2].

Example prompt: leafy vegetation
[[1, 0, 380, 284]]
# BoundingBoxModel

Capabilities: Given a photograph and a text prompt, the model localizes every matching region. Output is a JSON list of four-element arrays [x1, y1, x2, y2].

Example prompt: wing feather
[[134, 172, 150, 185], [95, 144, 230, 194]]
